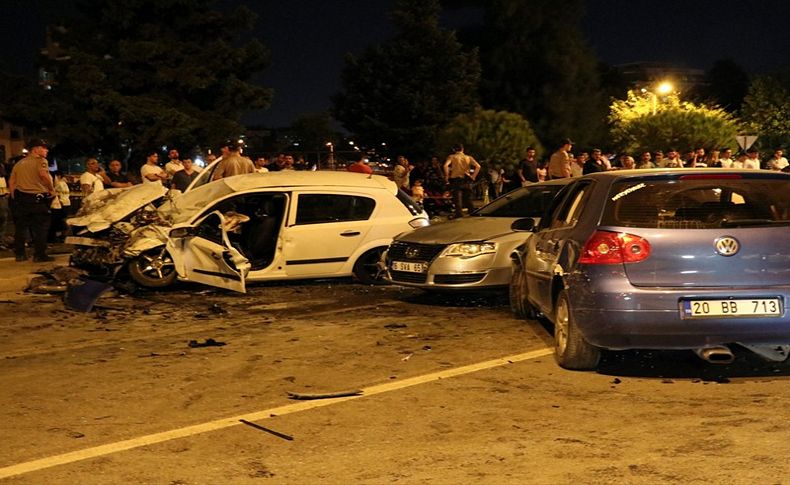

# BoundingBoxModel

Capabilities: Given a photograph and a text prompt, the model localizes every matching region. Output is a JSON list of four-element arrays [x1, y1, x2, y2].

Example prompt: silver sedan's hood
[[395, 217, 519, 244]]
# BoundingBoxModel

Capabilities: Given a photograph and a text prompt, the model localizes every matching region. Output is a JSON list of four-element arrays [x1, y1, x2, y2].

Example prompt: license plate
[[681, 298, 783, 318], [391, 261, 425, 273]]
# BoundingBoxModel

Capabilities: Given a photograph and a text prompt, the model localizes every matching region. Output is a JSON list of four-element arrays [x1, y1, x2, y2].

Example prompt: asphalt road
[[1, 259, 790, 484]]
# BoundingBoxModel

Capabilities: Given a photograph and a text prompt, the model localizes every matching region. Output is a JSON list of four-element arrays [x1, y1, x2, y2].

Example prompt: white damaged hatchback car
[[66, 171, 428, 292]]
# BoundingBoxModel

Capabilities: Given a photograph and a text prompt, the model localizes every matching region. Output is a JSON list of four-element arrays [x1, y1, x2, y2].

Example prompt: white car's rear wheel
[[353, 247, 387, 285]]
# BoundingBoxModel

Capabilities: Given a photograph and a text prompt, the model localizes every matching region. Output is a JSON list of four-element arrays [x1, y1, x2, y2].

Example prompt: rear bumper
[[567, 273, 790, 349]]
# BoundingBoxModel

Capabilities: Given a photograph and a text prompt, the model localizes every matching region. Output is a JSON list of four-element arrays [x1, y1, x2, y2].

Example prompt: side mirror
[[510, 217, 536, 232]]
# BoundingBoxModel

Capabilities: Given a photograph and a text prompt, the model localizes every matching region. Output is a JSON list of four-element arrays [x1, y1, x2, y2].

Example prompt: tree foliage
[[740, 72, 790, 150], [698, 59, 750, 113], [38, 0, 272, 159], [332, 0, 480, 158], [437, 108, 542, 172], [609, 91, 740, 154], [453, 0, 607, 148]]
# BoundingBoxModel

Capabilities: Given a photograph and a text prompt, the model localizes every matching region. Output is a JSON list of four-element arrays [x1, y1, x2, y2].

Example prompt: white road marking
[[0, 347, 552, 479]]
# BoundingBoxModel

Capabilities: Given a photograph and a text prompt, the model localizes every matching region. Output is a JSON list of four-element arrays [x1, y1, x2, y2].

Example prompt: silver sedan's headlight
[[440, 242, 497, 258]]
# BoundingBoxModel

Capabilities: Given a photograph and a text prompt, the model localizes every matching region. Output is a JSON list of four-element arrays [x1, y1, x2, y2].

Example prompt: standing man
[[164, 148, 183, 178], [254, 156, 270, 173], [743, 148, 761, 169], [212, 140, 255, 180], [767, 148, 788, 171], [547, 139, 573, 179], [517, 147, 539, 185], [584, 148, 607, 174], [141, 150, 168, 185], [718, 148, 735, 168], [347, 152, 373, 174], [8, 138, 56, 262], [172, 158, 199, 192], [443, 144, 481, 218], [107, 159, 134, 188], [80, 158, 110, 195], [392, 155, 411, 190]]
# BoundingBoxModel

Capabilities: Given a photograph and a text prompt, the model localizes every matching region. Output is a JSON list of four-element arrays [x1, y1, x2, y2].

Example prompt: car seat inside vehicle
[[217, 194, 287, 271]]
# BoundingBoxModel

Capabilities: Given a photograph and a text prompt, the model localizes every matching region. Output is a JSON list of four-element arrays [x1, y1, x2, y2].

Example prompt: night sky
[[1, 0, 788, 127]]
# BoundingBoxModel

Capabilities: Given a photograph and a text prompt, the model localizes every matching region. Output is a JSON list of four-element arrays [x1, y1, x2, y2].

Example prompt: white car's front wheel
[[128, 247, 177, 288]]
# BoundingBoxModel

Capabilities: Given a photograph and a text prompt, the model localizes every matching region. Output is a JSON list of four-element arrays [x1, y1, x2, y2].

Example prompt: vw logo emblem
[[714, 236, 740, 256], [405, 247, 420, 259]]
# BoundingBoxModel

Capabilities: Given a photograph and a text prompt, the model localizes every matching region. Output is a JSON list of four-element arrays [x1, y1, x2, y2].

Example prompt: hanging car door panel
[[182, 211, 250, 292]]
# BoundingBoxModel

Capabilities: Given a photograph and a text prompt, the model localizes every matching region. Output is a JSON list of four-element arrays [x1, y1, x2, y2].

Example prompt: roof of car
[[221, 171, 397, 193], [583, 168, 790, 180]]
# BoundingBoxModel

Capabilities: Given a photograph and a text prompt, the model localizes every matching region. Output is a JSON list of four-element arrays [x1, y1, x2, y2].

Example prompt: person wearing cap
[[548, 138, 574, 179], [8, 138, 57, 262], [140, 150, 167, 185], [212, 139, 255, 180]]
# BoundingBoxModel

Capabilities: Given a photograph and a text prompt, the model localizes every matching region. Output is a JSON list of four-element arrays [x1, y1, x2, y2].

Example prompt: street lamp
[[642, 81, 674, 115]]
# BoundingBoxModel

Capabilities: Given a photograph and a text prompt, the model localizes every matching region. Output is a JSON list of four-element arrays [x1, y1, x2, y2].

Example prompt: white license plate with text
[[681, 298, 783, 318], [391, 261, 425, 273]]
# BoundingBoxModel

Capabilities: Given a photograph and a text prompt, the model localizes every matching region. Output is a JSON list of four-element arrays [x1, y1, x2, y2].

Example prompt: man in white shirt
[[80, 158, 110, 195], [164, 148, 184, 178], [743, 148, 761, 170], [767, 148, 788, 171], [141, 151, 168, 184], [718, 148, 735, 168]]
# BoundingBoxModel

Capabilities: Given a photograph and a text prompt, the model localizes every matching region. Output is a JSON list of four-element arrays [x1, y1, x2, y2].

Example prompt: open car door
[[179, 211, 250, 292]]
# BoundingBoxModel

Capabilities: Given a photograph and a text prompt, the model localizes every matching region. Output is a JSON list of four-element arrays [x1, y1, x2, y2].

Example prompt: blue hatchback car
[[509, 169, 790, 370]]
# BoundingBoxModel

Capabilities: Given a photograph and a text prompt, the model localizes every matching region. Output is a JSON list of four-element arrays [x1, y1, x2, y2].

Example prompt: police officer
[[9, 139, 56, 262]]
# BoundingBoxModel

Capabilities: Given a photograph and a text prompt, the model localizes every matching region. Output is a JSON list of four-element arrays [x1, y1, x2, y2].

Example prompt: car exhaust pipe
[[695, 346, 734, 364]]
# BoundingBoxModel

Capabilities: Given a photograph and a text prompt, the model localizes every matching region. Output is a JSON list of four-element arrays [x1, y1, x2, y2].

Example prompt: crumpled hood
[[395, 217, 521, 244], [67, 184, 169, 233]]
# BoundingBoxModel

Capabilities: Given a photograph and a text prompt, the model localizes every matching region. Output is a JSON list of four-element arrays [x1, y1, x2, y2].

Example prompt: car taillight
[[578, 230, 651, 264]]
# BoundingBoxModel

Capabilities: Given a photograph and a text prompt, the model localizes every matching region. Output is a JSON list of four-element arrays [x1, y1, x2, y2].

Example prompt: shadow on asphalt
[[398, 289, 509, 308], [595, 347, 790, 381]]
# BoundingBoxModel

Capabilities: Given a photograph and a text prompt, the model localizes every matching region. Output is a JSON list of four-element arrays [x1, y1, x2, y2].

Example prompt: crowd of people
[[370, 140, 789, 218], [2, 135, 787, 260]]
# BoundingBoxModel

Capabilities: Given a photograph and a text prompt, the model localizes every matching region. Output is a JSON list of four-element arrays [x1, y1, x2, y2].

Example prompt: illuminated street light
[[656, 81, 673, 95]]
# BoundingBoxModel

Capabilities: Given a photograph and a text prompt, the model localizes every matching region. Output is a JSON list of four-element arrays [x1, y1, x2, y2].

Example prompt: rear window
[[602, 176, 790, 229], [475, 185, 563, 218], [295, 194, 375, 224]]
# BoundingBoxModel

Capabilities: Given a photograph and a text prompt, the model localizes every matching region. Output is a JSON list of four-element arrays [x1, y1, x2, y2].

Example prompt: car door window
[[295, 194, 375, 225], [549, 182, 592, 230]]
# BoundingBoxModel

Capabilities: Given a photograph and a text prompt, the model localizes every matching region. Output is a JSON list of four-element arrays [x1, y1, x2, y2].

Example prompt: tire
[[509, 262, 539, 319], [128, 247, 177, 288], [553, 289, 600, 370], [353, 247, 387, 285]]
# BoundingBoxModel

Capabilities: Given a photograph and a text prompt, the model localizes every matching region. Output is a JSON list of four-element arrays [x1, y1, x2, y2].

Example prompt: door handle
[[340, 231, 361, 237]]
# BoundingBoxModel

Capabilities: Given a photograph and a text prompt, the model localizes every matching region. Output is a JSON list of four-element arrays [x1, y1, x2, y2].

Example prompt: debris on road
[[287, 390, 363, 400], [26, 266, 86, 294], [64, 276, 114, 312], [384, 323, 407, 329], [187, 338, 227, 348], [239, 419, 294, 441]]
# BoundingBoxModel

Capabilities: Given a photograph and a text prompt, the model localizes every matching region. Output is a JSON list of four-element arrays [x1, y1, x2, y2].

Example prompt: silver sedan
[[383, 179, 570, 291]]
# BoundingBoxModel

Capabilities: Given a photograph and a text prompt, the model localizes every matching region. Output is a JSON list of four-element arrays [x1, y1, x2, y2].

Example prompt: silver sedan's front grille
[[387, 241, 446, 262]]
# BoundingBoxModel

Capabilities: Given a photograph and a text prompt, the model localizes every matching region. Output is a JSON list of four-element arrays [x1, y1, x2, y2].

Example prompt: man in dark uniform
[[9, 139, 56, 262]]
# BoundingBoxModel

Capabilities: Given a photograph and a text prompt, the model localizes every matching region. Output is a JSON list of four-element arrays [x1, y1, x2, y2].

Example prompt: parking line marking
[[0, 347, 553, 479]]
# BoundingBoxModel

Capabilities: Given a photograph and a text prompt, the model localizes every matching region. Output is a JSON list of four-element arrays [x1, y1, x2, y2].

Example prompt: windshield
[[474, 185, 564, 218], [602, 175, 790, 229], [158, 178, 236, 224]]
